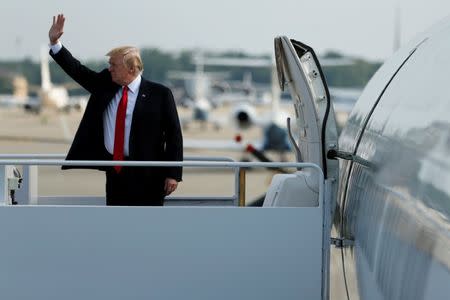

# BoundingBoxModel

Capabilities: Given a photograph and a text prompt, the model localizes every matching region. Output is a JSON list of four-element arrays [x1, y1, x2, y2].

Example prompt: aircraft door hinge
[[330, 237, 354, 248]]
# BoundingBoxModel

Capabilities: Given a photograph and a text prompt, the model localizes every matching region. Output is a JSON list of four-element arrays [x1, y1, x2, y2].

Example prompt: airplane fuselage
[[332, 16, 450, 299]]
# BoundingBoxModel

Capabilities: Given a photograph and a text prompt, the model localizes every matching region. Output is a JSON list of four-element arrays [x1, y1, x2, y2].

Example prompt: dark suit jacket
[[50, 46, 183, 182]]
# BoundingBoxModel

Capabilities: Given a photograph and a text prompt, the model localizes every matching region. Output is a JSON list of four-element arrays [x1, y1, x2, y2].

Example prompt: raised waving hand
[[49, 14, 65, 45]]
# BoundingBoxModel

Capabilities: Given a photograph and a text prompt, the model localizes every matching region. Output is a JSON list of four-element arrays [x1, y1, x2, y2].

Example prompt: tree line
[[0, 48, 381, 95]]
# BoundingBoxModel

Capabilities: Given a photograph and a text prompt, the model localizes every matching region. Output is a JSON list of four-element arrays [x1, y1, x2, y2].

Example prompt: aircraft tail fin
[[40, 45, 51, 91], [270, 63, 281, 120]]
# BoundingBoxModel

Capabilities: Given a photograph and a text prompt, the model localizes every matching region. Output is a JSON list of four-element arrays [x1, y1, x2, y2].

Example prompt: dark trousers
[[105, 166, 165, 206]]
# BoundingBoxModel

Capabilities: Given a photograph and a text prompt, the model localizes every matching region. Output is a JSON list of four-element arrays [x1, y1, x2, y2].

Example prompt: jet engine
[[230, 103, 258, 130]]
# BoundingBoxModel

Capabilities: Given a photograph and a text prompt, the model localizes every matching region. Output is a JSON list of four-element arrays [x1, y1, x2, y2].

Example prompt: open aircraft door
[[265, 36, 339, 207], [273, 37, 339, 179]]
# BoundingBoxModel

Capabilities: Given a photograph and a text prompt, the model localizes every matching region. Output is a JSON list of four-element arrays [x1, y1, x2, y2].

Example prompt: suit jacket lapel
[[129, 79, 151, 157], [101, 84, 121, 112], [133, 79, 151, 114]]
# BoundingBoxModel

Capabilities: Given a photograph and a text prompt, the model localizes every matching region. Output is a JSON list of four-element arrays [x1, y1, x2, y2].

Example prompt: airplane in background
[[210, 71, 259, 106], [180, 56, 294, 159], [183, 54, 360, 161], [0, 45, 87, 113], [0, 75, 38, 108], [24, 46, 88, 113], [171, 52, 221, 129], [170, 52, 263, 130]]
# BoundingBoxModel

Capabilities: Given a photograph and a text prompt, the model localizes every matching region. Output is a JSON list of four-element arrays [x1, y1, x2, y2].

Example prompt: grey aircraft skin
[[330, 16, 450, 299]]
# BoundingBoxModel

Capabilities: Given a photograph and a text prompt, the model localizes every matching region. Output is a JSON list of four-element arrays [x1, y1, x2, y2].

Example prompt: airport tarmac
[[0, 106, 295, 205]]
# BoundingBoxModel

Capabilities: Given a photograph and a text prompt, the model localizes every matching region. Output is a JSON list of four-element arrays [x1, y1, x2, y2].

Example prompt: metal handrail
[[0, 154, 235, 162], [0, 155, 242, 205], [0, 159, 324, 207], [0, 159, 318, 168]]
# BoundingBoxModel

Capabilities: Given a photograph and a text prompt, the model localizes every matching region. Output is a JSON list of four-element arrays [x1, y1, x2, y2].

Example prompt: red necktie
[[113, 86, 128, 173]]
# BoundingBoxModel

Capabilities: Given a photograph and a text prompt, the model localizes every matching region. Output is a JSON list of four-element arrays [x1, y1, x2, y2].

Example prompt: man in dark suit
[[48, 14, 183, 206]]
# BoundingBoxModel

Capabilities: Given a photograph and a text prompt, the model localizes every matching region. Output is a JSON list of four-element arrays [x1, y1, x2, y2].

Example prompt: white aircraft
[[32, 45, 70, 111], [171, 52, 263, 130], [183, 55, 359, 160], [0, 75, 38, 108], [210, 71, 259, 106], [0, 46, 87, 113]]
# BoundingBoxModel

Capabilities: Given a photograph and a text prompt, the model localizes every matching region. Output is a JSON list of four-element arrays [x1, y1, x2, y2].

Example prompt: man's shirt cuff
[[49, 41, 62, 54]]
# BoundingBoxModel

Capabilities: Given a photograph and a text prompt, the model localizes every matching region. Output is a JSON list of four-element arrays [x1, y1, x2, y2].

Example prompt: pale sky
[[1, 0, 449, 62]]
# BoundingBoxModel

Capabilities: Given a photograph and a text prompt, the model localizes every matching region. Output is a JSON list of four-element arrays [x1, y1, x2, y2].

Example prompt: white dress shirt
[[103, 76, 141, 156]]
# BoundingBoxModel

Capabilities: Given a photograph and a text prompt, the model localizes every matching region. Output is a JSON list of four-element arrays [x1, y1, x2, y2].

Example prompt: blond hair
[[106, 46, 143, 75]]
